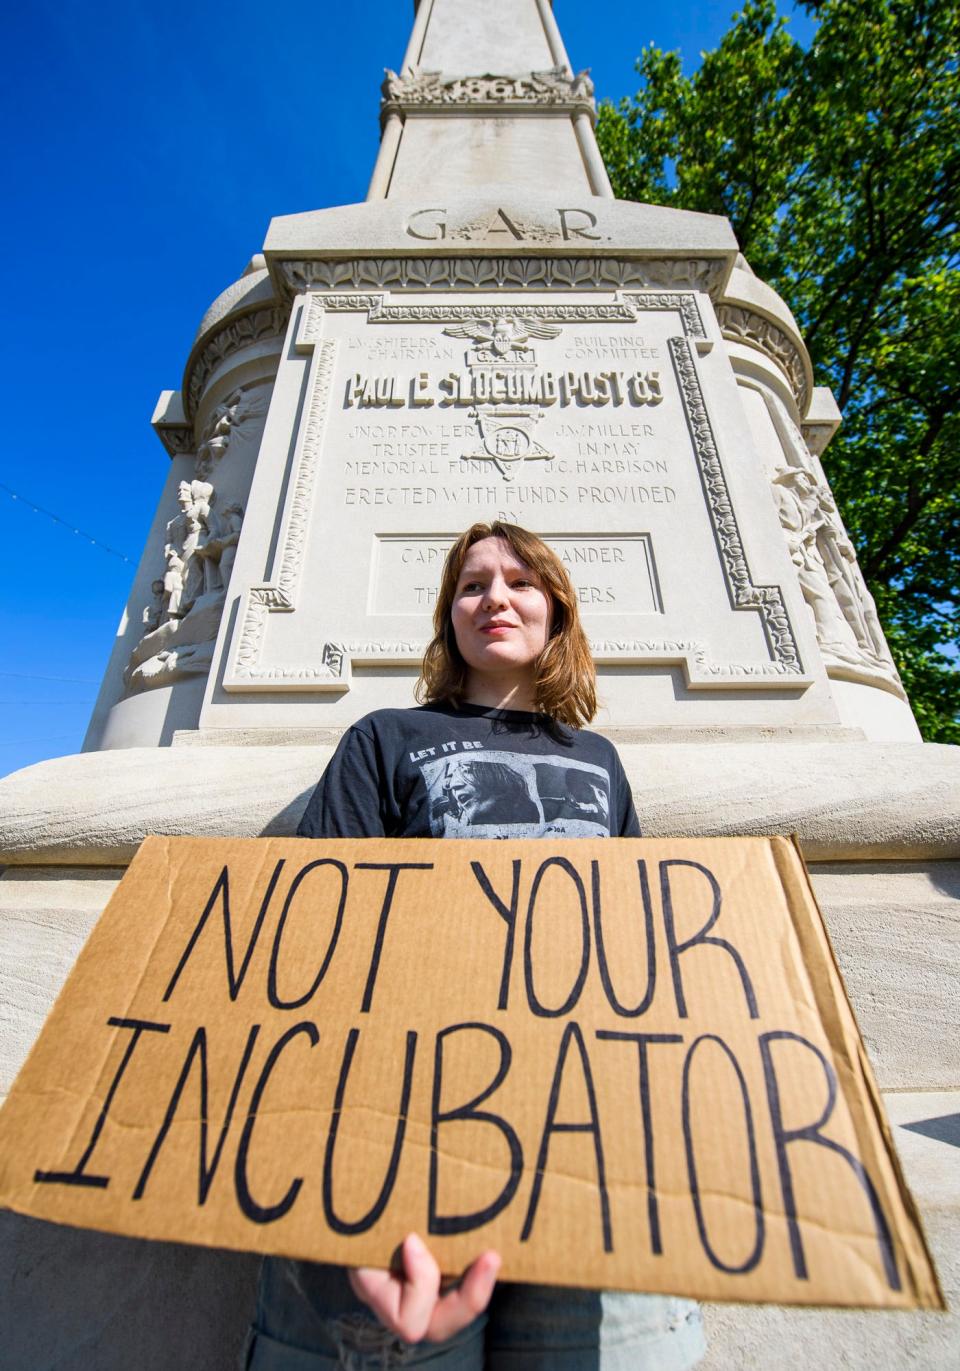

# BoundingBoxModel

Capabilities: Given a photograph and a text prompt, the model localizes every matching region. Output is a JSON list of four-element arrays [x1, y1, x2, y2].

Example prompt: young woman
[[246, 522, 705, 1370]]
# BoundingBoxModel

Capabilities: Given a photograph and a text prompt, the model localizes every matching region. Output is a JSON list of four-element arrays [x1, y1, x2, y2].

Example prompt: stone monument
[[1, 2, 957, 1367]]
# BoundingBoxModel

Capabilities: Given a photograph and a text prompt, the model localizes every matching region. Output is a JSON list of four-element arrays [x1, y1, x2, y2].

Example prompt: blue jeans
[[245, 1259, 705, 1370]]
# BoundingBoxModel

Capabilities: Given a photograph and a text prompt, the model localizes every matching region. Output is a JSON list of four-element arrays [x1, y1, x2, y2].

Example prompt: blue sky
[[0, 0, 816, 779]]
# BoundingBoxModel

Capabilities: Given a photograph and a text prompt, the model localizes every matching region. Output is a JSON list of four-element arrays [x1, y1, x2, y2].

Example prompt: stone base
[[0, 867, 124, 1099], [2, 740, 959, 864], [172, 723, 867, 748]]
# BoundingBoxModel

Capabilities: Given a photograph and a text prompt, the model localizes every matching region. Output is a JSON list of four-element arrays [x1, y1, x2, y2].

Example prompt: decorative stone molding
[[800, 385, 842, 457], [316, 288, 707, 336], [277, 256, 726, 298], [183, 304, 289, 420], [624, 291, 706, 340], [801, 423, 836, 458], [224, 338, 348, 691], [155, 425, 195, 458], [669, 336, 804, 679], [716, 303, 810, 415], [151, 391, 195, 458], [381, 67, 596, 124]]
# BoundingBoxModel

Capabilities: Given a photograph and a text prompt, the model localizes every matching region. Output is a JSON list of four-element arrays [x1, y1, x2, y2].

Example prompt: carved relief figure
[[214, 503, 244, 587], [161, 546, 186, 621], [131, 640, 217, 685], [763, 385, 901, 689], [142, 578, 166, 634], [196, 387, 268, 478], [125, 484, 244, 693], [772, 466, 861, 658], [814, 489, 895, 666], [178, 480, 217, 609], [772, 465, 899, 678]]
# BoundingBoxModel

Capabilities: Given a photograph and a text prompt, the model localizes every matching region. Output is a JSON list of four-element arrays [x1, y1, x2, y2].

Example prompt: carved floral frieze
[[226, 339, 348, 690], [277, 257, 726, 299], [381, 67, 596, 118], [716, 303, 810, 415], [669, 337, 804, 679], [313, 289, 707, 337], [184, 304, 289, 418]]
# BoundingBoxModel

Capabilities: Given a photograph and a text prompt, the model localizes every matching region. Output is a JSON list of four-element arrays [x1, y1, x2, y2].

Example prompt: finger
[[348, 1264, 400, 1322], [349, 1235, 443, 1342], [394, 1233, 442, 1342], [425, 1250, 501, 1343]]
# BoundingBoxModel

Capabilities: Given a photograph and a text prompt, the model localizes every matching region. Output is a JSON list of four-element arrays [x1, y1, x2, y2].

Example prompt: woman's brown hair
[[416, 521, 598, 727]]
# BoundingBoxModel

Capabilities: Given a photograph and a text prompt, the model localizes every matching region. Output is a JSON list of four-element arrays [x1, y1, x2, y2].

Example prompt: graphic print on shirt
[[419, 749, 613, 838]]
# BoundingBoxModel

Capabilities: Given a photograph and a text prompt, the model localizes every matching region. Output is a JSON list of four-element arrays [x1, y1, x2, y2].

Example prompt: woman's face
[[449, 537, 553, 696]]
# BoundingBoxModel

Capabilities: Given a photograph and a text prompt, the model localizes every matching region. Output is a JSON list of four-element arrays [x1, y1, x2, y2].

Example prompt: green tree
[[597, 0, 960, 741]]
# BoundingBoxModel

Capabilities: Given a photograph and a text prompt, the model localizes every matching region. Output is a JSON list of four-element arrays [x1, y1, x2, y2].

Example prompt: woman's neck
[[462, 672, 537, 713]]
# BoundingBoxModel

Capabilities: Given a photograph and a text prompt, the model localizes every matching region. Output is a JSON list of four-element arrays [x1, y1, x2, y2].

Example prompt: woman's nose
[[482, 578, 509, 608]]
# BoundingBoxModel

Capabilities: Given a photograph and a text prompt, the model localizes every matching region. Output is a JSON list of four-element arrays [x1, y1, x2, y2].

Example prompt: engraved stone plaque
[[206, 287, 823, 728]]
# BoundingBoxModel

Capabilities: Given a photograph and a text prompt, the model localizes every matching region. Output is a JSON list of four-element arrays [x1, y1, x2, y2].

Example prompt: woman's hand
[[348, 1233, 501, 1344]]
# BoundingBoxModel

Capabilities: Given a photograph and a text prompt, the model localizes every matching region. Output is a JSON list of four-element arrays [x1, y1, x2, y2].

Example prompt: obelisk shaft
[[368, 0, 613, 199]]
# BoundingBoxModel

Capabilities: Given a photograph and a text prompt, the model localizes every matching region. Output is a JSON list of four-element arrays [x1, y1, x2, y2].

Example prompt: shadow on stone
[[900, 1113, 960, 1150]]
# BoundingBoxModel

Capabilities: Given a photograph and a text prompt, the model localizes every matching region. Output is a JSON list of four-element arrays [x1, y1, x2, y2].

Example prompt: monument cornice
[[262, 195, 739, 292], [379, 67, 597, 127], [270, 254, 730, 301]]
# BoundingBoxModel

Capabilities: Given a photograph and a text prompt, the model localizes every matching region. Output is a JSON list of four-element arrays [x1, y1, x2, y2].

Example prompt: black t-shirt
[[297, 701, 640, 840]]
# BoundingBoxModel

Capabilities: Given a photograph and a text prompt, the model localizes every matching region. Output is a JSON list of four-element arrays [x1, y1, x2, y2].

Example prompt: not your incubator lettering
[[418, 746, 612, 838]]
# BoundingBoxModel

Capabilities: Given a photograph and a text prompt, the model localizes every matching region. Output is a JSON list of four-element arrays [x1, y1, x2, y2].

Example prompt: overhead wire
[[0, 672, 99, 684], [0, 482, 134, 563]]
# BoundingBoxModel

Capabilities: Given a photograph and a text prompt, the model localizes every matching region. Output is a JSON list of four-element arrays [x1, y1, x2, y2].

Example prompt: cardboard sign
[[0, 836, 943, 1308]]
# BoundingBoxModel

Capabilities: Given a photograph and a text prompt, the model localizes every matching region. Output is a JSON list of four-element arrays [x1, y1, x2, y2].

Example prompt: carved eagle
[[443, 316, 561, 355]]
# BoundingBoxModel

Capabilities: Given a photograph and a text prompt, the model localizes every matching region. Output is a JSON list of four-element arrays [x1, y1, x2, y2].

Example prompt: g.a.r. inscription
[[405, 206, 604, 243]]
